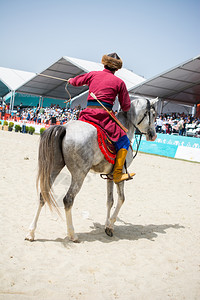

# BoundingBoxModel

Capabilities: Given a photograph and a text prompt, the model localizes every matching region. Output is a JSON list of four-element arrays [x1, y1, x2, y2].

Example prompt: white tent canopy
[[16, 56, 145, 101], [0, 80, 9, 98], [129, 54, 200, 106], [0, 67, 35, 97]]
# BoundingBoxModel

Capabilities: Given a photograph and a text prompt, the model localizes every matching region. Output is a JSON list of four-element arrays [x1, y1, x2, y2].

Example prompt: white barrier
[[133, 133, 200, 163]]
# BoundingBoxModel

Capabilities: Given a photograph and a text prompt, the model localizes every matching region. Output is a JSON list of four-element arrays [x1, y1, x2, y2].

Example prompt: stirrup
[[126, 171, 134, 181], [113, 172, 136, 184], [100, 173, 113, 180]]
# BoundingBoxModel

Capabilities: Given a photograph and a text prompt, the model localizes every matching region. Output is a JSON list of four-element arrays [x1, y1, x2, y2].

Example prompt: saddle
[[80, 120, 116, 164]]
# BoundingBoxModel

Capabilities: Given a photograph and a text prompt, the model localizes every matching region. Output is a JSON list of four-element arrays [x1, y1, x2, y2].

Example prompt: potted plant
[[3, 120, 8, 131], [25, 126, 29, 133], [0, 121, 2, 130], [8, 122, 14, 131], [40, 127, 46, 135], [15, 124, 21, 132], [29, 126, 35, 135]]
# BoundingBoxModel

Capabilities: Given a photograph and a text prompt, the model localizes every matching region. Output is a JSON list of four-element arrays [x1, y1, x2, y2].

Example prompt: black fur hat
[[101, 53, 123, 70]]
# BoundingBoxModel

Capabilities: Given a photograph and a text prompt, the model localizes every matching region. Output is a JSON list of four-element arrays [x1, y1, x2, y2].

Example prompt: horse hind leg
[[25, 167, 64, 242], [25, 194, 44, 241], [63, 172, 87, 242]]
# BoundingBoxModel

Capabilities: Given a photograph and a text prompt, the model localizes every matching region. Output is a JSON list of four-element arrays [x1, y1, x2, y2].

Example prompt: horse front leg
[[105, 181, 125, 237], [105, 179, 114, 237], [25, 194, 44, 241]]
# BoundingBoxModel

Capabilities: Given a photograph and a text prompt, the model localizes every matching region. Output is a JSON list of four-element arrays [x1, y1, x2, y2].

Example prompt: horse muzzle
[[146, 129, 157, 141]]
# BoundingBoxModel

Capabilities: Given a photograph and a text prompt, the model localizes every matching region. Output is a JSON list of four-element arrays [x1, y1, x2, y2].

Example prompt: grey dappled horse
[[25, 96, 158, 242]]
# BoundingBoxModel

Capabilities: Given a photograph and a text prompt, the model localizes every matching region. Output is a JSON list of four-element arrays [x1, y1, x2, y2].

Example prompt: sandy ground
[[0, 130, 200, 300]]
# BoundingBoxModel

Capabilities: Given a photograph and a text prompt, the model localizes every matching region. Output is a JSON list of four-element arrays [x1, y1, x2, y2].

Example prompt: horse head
[[128, 96, 159, 141]]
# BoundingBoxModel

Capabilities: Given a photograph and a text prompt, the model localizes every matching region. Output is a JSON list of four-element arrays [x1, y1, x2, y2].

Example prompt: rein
[[131, 132, 142, 159]]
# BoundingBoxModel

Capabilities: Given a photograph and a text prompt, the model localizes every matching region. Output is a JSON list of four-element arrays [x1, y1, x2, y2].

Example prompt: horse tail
[[36, 125, 66, 214]]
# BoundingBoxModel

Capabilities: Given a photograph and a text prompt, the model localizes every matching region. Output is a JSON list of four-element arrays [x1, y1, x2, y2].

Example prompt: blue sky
[[0, 0, 199, 79]]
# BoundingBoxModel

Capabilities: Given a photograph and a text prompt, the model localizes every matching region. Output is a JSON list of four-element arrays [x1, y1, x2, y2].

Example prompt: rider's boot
[[113, 148, 136, 184]]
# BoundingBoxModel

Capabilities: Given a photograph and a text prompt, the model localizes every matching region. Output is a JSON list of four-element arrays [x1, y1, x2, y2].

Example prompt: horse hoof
[[105, 227, 113, 237], [73, 239, 80, 243], [25, 232, 34, 242], [68, 234, 80, 243]]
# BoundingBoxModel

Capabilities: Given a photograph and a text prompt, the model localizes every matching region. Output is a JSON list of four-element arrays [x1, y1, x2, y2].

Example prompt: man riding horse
[[68, 52, 135, 184]]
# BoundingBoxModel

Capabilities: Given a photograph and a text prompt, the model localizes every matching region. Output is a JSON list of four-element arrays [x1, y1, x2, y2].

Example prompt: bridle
[[131, 98, 154, 135], [127, 98, 155, 160], [137, 99, 152, 127]]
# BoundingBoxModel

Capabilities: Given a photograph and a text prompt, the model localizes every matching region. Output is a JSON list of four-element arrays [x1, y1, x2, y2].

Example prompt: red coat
[[69, 69, 131, 141]]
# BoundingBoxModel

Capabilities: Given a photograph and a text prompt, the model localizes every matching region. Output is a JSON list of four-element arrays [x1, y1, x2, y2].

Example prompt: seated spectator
[[51, 115, 57, 125], [156, 116, 163, 133], [178, 118, 184, 135]]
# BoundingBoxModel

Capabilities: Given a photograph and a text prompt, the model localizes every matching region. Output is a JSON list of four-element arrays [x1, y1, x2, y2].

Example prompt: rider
[[68, 52, 135, 184]]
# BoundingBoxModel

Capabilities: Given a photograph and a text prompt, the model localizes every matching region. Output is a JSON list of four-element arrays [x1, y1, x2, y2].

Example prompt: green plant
[[29, 126, 35, 135], [0, 121, 2, 125], [15, 124, 21, 132], [3, 120, 8, 126], [25, 126, 29, 133], [8, 122, 14, 128], [40, 127, 46, 135]]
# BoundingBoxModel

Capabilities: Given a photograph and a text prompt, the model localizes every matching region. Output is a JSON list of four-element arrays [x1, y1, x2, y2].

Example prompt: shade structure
[[16, 56, 145, 101], [0, 80, 9, 97], [129, 55, 200, 106], [0, 67, 35, 97]]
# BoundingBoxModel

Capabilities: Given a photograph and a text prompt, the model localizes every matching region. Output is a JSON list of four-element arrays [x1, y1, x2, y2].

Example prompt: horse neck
[[117, 110, 136, 142], [117, 99, 146, 141]]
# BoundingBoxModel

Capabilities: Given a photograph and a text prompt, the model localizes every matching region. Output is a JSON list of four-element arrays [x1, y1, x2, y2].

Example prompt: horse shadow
[[35, 218, 184, 246]]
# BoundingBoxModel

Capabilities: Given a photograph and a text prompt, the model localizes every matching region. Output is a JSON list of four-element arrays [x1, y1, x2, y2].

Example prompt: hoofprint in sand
[[0, 130, 199, 300]]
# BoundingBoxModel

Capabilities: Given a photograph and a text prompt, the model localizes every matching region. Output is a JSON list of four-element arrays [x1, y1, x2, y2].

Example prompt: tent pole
[[9, 91, 14, 114], [39, 96, 41, 108], [9, 93, 12, 114], [157, 98, 163, 115], [12, 91, 15, 112], [192, 104, 197, 117]]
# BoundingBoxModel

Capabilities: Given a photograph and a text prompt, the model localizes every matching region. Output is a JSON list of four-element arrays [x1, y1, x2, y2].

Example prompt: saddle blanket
[[80, 120, 116, 164]]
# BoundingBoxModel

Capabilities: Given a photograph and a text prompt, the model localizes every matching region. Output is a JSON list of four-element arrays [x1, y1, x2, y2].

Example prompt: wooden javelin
[[37, 73, 69, 82], [37, 73, 72, 104]]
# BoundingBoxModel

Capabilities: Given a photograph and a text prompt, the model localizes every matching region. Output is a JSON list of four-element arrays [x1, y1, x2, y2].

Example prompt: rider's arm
[[68, 72, 93, 87], [118, 81, 131, 112]]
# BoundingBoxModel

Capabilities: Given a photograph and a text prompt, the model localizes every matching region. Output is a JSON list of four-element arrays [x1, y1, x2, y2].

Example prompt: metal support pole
[[13, 91, 15, 111], [39, 96, 41, 108], [9, 93, 12, 114], [9, 91, 15, 113], [192, 104, 197, 117], [11, 91, 15, 112], [157, 98, 163, 115]]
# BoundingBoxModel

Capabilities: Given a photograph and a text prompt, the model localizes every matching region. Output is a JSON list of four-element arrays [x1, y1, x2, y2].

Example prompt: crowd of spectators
[[1, 101, 200, 137], [10, 103, 82, 125], [155, 112, 200, 137]]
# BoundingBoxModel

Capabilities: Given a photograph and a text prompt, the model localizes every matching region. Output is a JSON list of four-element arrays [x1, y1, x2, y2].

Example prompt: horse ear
[[150, 97, 159, 106]]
